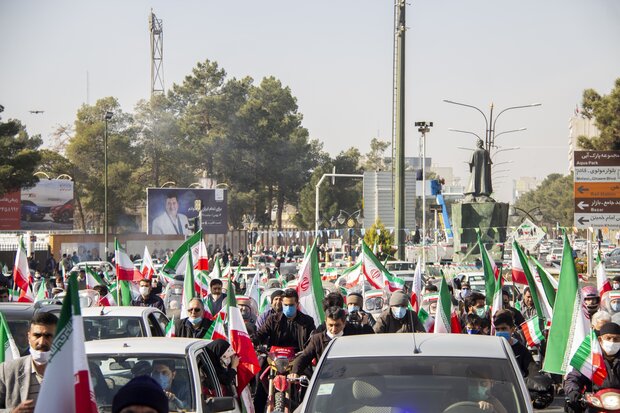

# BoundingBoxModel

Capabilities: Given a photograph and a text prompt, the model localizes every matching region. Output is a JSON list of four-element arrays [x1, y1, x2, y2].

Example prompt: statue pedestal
[[451, 202, 509, 263]]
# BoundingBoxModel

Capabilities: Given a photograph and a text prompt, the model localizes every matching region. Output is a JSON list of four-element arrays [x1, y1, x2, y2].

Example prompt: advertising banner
[[0, 191, 20, 230], [21, 179, 74, 230], [147, 188, 228, 235]]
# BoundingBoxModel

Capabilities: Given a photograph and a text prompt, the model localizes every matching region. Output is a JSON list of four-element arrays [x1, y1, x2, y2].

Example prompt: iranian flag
[[596, 252, 612, 297], [531, 258, 557, 309], [0, 312, 20, 363], [511, 246, 528, 285], [226, 278, 260, 393], [415, 293, 437, 332], [477, 234, 497, 306], [19, 285, 35, 303], [85, 265, 105, 289], [513, 241, 548, 322], [361, 241, 403, 292], [543, 234, 591, 375], [114, 239, 141, 281], [164, 317, 175, 337], [162, 230, 203, 275], [140, 246, 155, 280], [99, 292, 116, 307], [33, 274, 98, 413], [490, 276, 503, 334], [34, 282, 48, 302], [570, 329, 608, 386], [195, 240, 210, 271], [433, 276, 461, 334], [246, 271, 260, 308], [410, 258, 424, 312], [13, 236, 31, 299], [180, 245, 197, 319], [297, 241, 325, 327], [521, 316, 545, 347], [194, 270, 210, 298], [209, 258, 223, 279], [204, 313, 227, 341], [342, 257, 362, 290]]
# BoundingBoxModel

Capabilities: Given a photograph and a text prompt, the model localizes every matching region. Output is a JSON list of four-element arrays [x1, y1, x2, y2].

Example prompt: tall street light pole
[[415, 121, 432, 265], [104, 111, 113, 259]]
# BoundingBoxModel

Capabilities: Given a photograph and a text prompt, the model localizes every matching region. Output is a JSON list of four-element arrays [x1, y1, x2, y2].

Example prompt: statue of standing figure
[[464, 139, 494, 202]]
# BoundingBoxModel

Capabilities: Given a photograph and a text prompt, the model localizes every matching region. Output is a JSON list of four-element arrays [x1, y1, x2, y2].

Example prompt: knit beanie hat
[[112, 375, 169, 413]]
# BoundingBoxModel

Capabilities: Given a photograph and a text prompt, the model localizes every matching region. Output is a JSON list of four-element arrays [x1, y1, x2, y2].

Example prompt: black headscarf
[[205, 339, 236, 387]]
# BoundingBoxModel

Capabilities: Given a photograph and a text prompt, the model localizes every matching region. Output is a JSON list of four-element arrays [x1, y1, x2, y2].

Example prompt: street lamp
[[492, 146, 520, 160], [103, 111, 113, 259], [492, 128, 526, 147], [448, 128, 483, 141]]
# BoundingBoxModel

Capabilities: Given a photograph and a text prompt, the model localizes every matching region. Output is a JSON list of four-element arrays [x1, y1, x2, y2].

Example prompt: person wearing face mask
[[564, 322, 620, 413], [493, 310, 534, 378], [464, 313, 483, 335], [613, 276, 620, 291], [290, 306, 374, 379], [174, 298, 213, 338], [204, 339, 240, 397], [150, 359, 188, 410], [373, 291, 425, 334], [461, 291, 489, 328], [460, 366, 508, 413], [346, 292, 375, 328], [0, 312, 58, 412], [131, 278, 166, 314], [206, 279, 227, 315]]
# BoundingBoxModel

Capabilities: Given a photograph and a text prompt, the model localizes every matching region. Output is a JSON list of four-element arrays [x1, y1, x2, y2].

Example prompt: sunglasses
[[188, 308, 202, 313]]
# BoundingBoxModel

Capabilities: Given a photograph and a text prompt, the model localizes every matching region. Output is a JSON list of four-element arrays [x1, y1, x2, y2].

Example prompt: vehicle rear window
[[83, 317, 145, 341], [87, 355, 193, 412], [307, 356, 528, 413]]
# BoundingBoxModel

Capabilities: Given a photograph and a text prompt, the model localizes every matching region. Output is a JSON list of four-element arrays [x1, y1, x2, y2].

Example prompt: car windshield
[[306, 356, 528, 413], [87, 355, 193, 413], [386, 262, 415, 271], [83, 317, 145, 341]]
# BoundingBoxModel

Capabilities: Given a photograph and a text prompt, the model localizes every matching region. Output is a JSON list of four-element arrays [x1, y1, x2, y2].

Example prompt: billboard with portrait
[[147, 188, 228, 235]]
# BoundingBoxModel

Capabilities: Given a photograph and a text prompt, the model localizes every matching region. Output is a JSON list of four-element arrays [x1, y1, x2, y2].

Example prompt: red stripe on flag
[[512, 268, 528, 285]]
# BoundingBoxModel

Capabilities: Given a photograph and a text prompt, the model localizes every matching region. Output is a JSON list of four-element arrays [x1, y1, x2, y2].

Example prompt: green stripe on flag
[[477, 233, 496, 306]]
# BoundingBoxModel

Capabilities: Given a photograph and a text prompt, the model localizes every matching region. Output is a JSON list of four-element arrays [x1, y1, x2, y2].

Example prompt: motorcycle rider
[[564, 322, 620, 413], [289, 306, 373, 379], [582, 286, 601, 320], [373, 291, 425, 333], [346, 292, 376, 328], [256, 289, 284, 330]]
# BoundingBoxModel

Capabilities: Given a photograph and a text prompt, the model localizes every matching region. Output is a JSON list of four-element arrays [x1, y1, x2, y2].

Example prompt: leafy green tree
[[577, 78, 620, 150], [515, 173, 573, 228], [363, 219, 394, 260], [0, 119, 42, 197], [361, 137, 391, 171]]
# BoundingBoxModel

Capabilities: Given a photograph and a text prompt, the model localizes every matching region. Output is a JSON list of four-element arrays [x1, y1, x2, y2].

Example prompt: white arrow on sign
[[577, 201, 590, 210]]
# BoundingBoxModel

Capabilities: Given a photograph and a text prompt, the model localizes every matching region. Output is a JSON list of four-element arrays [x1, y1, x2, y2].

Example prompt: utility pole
[[415, 122, 433, 264], [393, 0, 407, 260]]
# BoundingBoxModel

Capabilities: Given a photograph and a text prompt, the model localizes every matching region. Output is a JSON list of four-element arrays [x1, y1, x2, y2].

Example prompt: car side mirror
[[203, 396, 235, 412]]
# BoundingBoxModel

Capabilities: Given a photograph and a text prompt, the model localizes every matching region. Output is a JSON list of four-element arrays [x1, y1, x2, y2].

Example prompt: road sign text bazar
[[574, 151, 620, 228]]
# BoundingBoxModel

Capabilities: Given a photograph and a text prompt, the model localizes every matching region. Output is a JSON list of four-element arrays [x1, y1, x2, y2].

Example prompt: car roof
[[85, 337, 206, 355], [326, 333, 509, 359], [81, 306, 161, 317]]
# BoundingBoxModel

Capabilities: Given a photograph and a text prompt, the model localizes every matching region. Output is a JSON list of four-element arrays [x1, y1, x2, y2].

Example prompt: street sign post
[[574, 151, 620, 229]]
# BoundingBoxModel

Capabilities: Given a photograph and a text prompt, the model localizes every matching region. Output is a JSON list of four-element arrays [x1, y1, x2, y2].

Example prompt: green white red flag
[[511, 244, 528, 285], [114, 239, 141, 281], [13, 236, 32, 301], [209, 258, 223, 279], [531, 257, 557, 309], [195, 239, 210, 272], [490, 275, 503, 334], [34, 274, 98, 413], [410, 258, 424, 312], [520, 316, 545, 346], [85, 264, 105, 289], [543, 234, 591, 375], [180, 245, 197, 319], [226, 278, 260, 393], [341, 257, 362, 290], [162, 230, 203, 275], [433, 276, 461, 334], [140, 245, 155, 280], [204, 313, 227, 341], [570, 329, 608, 386], [361, 241, 404, 292], [296, 241, 325, 327], [0, 312, 20, 363], [34, 282, 48, 302], [513, 241, 547, 321], [164, 317, 175, 337], [477, 234, 497, 306], [596, 252, 612, 297]]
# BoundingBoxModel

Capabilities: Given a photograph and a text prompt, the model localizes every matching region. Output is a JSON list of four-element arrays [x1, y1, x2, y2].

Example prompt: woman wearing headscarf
[[204, 339, 240, 397]]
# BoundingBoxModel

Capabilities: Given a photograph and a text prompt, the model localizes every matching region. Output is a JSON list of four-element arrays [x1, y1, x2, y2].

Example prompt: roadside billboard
[[147, 188, 228, 235], [20, 179, 74, 230], [0, 191, 20, 230]]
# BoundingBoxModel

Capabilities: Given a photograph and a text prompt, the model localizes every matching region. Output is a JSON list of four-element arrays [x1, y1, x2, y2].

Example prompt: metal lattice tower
[[149, 10, 165, 97]]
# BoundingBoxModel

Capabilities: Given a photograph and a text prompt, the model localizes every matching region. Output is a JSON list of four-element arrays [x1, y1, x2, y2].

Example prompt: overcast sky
[[1, 0, 619, 202]]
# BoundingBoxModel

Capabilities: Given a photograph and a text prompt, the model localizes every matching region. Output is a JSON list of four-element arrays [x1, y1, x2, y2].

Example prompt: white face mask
[[30, 347, 51, 365], [139, 286, 150, 297], [326, 330, 344, 340], [601, 340, 620, 356]]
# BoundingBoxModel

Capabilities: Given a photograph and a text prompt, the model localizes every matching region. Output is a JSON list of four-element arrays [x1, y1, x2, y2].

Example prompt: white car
[[70, 261, 116, 277], [81, 306, 170, 341], [296, 334, 533, 412], [86, 337, 238, 413]]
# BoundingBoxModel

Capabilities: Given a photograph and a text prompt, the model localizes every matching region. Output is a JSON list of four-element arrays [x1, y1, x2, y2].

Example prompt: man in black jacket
[[290, 306, 373, 378], [174, 298, 212, 338], [131, 278, 166, 314], [564, 322, 620, 413]]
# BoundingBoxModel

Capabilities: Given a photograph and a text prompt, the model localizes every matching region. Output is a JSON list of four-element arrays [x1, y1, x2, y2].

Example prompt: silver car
[[297, 334, 533, 413]]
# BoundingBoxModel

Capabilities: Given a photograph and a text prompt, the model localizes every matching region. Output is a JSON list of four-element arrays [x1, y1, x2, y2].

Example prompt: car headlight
[[601, 392, 620, 410]]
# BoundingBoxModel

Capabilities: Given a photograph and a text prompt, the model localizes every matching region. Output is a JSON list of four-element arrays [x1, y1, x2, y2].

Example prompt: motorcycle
[[581, 388, 620, 412], [260, 346, 308, 413]]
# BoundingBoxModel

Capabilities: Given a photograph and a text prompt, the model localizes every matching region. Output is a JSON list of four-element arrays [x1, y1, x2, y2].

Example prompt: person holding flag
[[564, 322, 620, 413], [131, 278, 166, 313], [204, 339, 240, 397], [0, 312, 58, 411]]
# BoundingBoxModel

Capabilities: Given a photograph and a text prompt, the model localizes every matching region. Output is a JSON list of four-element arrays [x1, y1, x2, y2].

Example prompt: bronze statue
[[464, 139, 494, 202]]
